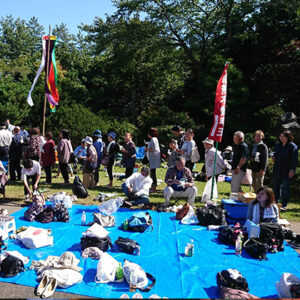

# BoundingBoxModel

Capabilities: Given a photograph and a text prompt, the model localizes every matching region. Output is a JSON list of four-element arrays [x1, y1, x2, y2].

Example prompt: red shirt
[[41, 139, 56, 167]]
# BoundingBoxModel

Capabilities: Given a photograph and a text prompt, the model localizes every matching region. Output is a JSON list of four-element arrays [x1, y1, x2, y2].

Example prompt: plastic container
[[221, 199, 248, 225]]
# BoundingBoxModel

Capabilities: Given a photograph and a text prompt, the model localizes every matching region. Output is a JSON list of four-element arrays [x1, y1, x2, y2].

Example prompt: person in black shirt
[[231, 131, 248, 193], [171, 125, 186, 150]]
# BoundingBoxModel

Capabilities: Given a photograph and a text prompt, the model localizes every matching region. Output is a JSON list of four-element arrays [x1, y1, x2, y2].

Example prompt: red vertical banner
[[208, 63, 230, 142]]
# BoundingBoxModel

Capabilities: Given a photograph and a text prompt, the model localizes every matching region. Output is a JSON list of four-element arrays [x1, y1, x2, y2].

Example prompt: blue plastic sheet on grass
[[0, 204, 299, 298]]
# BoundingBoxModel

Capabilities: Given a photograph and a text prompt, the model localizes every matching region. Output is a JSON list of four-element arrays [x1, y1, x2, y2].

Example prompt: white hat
[[202, 137, 214, 146], [225, 146, 232, 151], [84, 136, 93, 145]]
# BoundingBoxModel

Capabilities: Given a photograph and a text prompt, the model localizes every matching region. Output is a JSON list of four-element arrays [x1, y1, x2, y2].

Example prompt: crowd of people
[[0, 119, 298, 213]]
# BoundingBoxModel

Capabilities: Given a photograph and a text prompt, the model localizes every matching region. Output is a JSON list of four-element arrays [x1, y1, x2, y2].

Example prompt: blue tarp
[[0, 204, 299, 298]]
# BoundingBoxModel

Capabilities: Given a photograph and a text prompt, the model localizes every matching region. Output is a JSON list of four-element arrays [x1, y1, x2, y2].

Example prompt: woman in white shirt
[[145, 127, 160, 192], [178, 128, 196, 172]]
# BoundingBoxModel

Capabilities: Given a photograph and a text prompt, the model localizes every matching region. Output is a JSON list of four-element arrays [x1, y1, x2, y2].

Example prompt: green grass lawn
[[3, 162, 300, 221]]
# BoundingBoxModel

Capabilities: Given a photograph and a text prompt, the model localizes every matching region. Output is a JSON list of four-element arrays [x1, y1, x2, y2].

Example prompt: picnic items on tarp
[[98, 197, 125, 215], [72, 176, 88, 198], [53, 203, 69, 222], [276, 273, 300, 298], [123, 212, 153, 233], [17, 226, 53, 249], [243, 238, 268, 260], [219, 286, 259, 299], [95, 252, 120, 283], [175, 203, 190, 220], [81, 247, 103, 259], [24, 202, 45, 222], [93, 213, 115, 227], [115, 237, 140, 255], [94, 192, 118, 202], [196, 203, 227, 226], [217, 269, 249, 292], [221, 199, 248, 225], [0, 254, 25, 278], [48, 192, 73, 209], [36, 206, 54, 223], [180, 205, 199, 225], [259, 222, 284, 252], [0, 250, 29, 265]]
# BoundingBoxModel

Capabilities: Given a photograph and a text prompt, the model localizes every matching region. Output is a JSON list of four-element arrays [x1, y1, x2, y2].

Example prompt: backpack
[[196, 204, 227, 226], [259, 223, 284, 251], [243, 238, 268, 260], [24, 203, 45, 222], [218, 226, 234, 245], [54, 203, 69, 222], [0, 255, 25, 278], [115, 237, 140, 255], [36, 206, 54, 223], [80, 235, 112, 252], [219, 287, 259, 299], [127, 212, 153, 233], [72, 176, 88, 198], [176, 203, 190, 220], [217, 269, 249, 292]]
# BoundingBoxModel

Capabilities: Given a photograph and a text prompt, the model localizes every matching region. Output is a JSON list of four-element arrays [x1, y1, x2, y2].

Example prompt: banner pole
[[211, 141, 219, 200], [42, 25, 51, 136]]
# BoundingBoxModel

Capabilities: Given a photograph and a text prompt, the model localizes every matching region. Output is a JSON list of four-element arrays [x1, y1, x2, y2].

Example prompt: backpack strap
[[138, 272, 156, 292]]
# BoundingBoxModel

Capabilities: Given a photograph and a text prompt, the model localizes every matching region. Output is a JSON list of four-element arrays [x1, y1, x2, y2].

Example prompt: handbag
[[176, 203, 190, 220], [191, 146, 200, 163], [115, 237, 140, 255], [80, 235, 112, 252], [0, 255, 25, 278], [243, 238, 268, 260], [101, 156, 110, 166], [217, 269, 249, 292]]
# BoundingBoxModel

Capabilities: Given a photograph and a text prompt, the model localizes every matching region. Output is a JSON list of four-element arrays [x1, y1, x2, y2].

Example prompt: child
[[167, 139, 180, 168]]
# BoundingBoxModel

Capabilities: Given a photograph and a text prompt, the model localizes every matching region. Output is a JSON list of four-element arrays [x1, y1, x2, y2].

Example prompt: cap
[[202, 137, 214, 146]]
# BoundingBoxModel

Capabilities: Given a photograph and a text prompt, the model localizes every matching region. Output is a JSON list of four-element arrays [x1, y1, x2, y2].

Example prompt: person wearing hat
[[120, 132, 136, 178], [92, 129, 104, 186], [0, 122, 12, 161], [105, 132, 119, 188], [202, 137, 230, 182], [222, 145, 233, 168], [82, 136, 98, 189]]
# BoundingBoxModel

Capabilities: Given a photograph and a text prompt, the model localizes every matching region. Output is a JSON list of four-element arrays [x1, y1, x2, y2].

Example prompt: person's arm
[[184, 168, 194, 188], [260, 144, 269, 177], [33, 174, 41, 190], [57, 140, 64, 153], [165, 168, 174, 185], [234, 157, 246, 174], [23, 175, 31, 195], [289, 144, 298, 178]]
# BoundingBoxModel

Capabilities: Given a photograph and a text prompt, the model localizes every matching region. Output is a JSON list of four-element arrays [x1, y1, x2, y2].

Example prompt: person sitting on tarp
[[121, 166, 153, 206], [22, 159, 41, 201], [246, 186, 279, 224], [162, 157, 197, 207]]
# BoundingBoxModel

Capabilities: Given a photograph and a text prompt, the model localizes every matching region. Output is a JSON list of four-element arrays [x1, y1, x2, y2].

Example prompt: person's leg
[[281, 177, 291, 208], [59, 163, 69, 183], [125, 167, 134, 178], [132, 195, 150, 206], [9, 160, 16, 181], [44, 165, 52, 184], [24, 176, 31, 196], [150, 169, 157, 191], [16, 159, 22, 180], [163, 186, 174, 206], [94, 166, 99, 185], [184, 186, 198, 205], [83, 172, 89, 189], [231, 170, 245, 193], [90, 171, 95, 188], [122, 182, 130, 198], [107, 158, 114, 187], [273, 175, 281, 203]]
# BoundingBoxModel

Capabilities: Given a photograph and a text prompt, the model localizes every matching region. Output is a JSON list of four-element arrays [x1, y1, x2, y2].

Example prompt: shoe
[[41, 278, 57, 298], [157, 204, 168, 212], [60, 181, 70, 185], [122, 201, 133, 208], [24, 195, 31, 203], [36, 275, 49, 296]]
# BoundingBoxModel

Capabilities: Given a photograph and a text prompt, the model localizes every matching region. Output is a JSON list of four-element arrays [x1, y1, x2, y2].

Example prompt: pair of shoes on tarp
[[35, 275, 57, 298]]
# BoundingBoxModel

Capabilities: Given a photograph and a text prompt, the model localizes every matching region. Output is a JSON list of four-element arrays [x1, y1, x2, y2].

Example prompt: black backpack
[[196, 204, 227, 226], [0, 255, 25, 278], [24, 203, 45, 222], [244, 238, 268, 260], [218, 226, 234, 245], [127, 212, 153, 233], [54, 203, 69, 222], [72, 176, 88, 198], [80, 235, 112, 252], [217, 269, 249, 292], [259, 223, 284, 251], [115, 237, 140, 255], [36, 206, 54, 223]]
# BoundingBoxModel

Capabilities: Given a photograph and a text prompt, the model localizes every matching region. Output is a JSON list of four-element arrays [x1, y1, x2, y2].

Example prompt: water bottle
[[235, 232, 243, 256], [115, 263, 124, 281], [129, 270, 137, 292], [81, 211, 86, 225], [123, 219, 128, 231]]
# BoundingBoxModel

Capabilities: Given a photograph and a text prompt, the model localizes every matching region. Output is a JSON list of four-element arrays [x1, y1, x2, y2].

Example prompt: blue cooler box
[[221, 199, 248, 225]]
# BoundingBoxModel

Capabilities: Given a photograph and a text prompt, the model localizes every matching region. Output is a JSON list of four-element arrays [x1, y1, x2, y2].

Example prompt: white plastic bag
[[17, 226, 53, 249], [95, 252, 119, 283], [241, 169, 253, 185], [39, 268, 83, 288], [201, 178, 218, 203], [123, 260, 148, 289], [181, 206, 199, 225], [49, 192, 72, 209], [98, 197, 124, 215], [276, 273, 300, 298], [83, 223, 109, 239]]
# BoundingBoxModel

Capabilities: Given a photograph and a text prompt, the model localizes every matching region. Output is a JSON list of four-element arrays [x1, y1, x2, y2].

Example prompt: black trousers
[[150, 168, 157, 186], [125, 167, 134, 178], [186, 161, 194, 173], [94, 166, 100, 183], [44, 165, 52, 183], [107, 157, 115, 181], [24, 174, 38, 195], [59, 162, 69, 183], [9, 159, 21, 181]]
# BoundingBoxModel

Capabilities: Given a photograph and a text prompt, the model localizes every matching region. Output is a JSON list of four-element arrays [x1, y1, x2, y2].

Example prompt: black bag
[[54, 203, 69, 222], [36, 206, 54, 223], [217, 269, 249, 292], [0, 237, 7, 253], [218, 226, 234, 245], [196, 204, 227, 226], [80, 235, 112, 252], [0, 255, 25, 278], [259, 223, 284, 251], [72, 176, 88, 198], [127, 212, 153, 233], [115, 237, 140, 255], [24, 203, 45, 222], [244, 238, 268, 260]]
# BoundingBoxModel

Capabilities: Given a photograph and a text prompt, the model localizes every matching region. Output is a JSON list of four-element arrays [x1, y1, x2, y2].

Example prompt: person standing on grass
[[105, 132, 119, 188], [0, 122, 12, 161], [171, 125, 186, 149], [145, 127, 160, 193], [9, 126, 23, 181], [41, 131, 55, 185], [22, 159, 41, 200], [272, 130, 298, 211], [249, 130, 268, 192], [93, 130, 104, 186], [178, 128, 196, 172], [167, 139, 180, 168], [121, 132, 136, 178], [57, 129, 73, 185], [231, 131, 249, 193]]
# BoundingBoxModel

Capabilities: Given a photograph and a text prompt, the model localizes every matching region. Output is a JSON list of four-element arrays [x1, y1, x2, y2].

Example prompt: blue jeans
[[273, 176, 291, 208], [121, 183, 149, 205]]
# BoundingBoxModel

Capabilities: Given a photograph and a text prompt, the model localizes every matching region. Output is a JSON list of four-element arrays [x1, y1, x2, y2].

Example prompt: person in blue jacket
[[93, 129, 104, 186], [272, 130, 298, 210]]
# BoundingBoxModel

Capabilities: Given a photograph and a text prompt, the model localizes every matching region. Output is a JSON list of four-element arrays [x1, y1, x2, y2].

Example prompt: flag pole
[[210, 141, 218, 200], [42, 25, 51, 136]]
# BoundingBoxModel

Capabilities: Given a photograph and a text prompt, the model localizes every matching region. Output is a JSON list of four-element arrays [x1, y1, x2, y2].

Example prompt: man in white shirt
[[0, 123, 12, 160], [121, 167, 153, 206], [21, 159, 41, 199]]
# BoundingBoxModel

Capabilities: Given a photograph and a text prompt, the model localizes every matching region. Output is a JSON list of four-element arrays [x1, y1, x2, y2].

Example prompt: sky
[[1, 0, 116, 34]]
